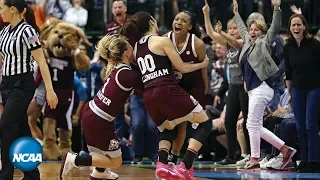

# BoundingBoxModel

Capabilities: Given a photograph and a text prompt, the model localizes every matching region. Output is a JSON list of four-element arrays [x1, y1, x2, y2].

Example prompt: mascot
[[39, 18, 90, 160]]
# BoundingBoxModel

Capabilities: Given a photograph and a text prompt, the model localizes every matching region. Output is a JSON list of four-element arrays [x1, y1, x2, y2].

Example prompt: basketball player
[[163, 11, 208, 167], [120, 12, 213, 180], [60, 34, 142, 180]]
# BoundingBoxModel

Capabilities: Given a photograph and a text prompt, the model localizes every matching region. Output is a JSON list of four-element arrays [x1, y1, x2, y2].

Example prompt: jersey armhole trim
[[115, 67, 133, 91], [133, 42, 137, 59], [191, 34, 197, 58]]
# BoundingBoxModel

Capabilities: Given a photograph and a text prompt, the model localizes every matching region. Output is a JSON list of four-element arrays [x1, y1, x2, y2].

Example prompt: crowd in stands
[[1, 0, 320, 174]]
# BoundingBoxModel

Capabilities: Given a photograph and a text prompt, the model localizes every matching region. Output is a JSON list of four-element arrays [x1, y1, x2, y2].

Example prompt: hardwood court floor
[[13, 162, 208, 180]]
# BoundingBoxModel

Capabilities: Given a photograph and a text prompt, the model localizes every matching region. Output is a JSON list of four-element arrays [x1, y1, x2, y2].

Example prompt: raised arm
[[202, 0, 227, 46], [216, 21, 244, 49], [161, 37, 208, 73], [232, 0, 249, 43], [264, 0, 282, 45]]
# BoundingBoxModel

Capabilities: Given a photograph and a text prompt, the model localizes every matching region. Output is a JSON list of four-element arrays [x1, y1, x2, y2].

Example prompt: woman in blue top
[[232, 0, 296, 169]]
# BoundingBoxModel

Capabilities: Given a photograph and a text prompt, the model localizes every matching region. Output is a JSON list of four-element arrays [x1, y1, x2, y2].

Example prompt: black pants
[[0, 74, 40, 180], [224, 84, 250, 159]]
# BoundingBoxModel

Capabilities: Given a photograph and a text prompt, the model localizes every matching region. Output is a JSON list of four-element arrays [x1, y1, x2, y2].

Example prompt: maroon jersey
[[105, 15, 131, 35], [168, 31, 204, 90], [134, 35, 176, 89], [48, 52, 74, 88], [90, 63, 140, 119]]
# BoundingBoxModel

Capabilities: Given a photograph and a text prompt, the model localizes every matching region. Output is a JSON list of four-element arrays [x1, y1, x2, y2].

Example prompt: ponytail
[[183, 11, 202, 38], [24, 5, 40, 34], [104, 62, 116, 80], [120, 11, 153, 46]]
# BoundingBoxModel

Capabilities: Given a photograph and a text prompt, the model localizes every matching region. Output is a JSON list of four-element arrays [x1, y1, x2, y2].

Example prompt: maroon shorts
[[185, 87, 206, 108], [81, 103, 121, 158], [44, 88, 74, 130], [143, 85, 199, 127]]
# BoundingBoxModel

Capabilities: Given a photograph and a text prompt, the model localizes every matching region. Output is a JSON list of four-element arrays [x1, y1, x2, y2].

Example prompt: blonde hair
[[96, 34, 128, 79], [249, 19, 268, 34], [227, 19, 236, 29]]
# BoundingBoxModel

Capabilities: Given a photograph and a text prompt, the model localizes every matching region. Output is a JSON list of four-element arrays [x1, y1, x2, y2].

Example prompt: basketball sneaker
[[89, 168, 119, 180], [156, 162, 176, 180], [155, 162, 180, 180], [173, 162, 195, 180], [60, 152, 78, 178]]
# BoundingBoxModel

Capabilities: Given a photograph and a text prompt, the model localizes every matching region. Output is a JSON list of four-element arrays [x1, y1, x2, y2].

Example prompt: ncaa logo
[[9, 137, 43, 171]]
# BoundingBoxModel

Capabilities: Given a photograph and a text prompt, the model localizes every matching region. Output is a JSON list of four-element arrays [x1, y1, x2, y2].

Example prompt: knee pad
[[191, 120, 212, 144], [160, 128, 178, 143]]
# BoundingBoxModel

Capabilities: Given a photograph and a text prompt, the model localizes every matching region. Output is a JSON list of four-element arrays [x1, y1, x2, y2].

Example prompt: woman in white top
[[63, 0, 88, 28]]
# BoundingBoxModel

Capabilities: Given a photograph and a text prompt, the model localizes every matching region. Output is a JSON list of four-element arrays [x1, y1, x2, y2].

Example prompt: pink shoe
[[155, 162, 180, 180], [173, 162, 195, 180]]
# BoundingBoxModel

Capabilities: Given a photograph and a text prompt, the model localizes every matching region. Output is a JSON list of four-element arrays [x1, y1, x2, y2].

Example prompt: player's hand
[[215, 21, 223, 34], [290, 5, 302, 14], [72, 114, 80, 126], [202, 0, 210, 16], [201, 55, 209, 68], [46, 90, 58, 109], [233, 0, 239, 14], [272, 0, 281, 8]]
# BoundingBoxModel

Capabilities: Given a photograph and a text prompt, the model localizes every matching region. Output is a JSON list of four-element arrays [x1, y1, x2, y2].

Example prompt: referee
[[0, 0, 58, 179]]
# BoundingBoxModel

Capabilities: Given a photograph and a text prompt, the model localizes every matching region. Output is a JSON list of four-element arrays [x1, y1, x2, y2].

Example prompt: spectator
[[232, 0, 296, 169], [45, 0, 71, 19], [34, 0, 47, 27], [203, 0, 250, 165], [246, 12, 285, 113], [210, 43, 226, 107], [105, 0, 130, 35], [63, 0, 88, 28], [285, 13, 320, 173]]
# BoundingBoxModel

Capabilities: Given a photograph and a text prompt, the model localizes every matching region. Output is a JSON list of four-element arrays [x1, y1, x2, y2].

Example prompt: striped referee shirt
[[0, 20, 41, 76]]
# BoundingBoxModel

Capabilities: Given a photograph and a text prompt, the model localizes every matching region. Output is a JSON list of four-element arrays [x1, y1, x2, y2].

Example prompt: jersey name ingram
[[97, 90, 112, 106], [142, 68, 169, 83], [12, 153, 42, 163]]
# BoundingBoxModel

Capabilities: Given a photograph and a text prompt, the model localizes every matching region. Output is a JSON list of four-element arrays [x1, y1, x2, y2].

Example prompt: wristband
[[73, 48, 81, 56]]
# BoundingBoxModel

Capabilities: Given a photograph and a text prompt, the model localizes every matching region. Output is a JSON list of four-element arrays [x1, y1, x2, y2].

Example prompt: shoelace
[[188, 168, 195, 177]]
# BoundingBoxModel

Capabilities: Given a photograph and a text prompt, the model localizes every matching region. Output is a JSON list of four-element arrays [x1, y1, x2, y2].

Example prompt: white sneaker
[[266, 154, 283, 170], [259, 155, 273, 169], [89, 168, 119, 180], [236, 154, 250, 167], [60, 152, 78, 177], [259, 157, 269, 169]]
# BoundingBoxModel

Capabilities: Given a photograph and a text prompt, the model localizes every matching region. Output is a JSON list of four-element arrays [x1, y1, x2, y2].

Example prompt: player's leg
[[155, 128, 179, 180], [60, 104, 122, 179], [28, 82, 46, 142], [170, 122, 187, 165], [60, 151, 122, 178], [173, 106, 213, 179]]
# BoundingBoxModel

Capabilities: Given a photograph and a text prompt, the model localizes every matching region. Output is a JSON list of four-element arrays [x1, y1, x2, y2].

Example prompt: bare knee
[[192, 110, 208, 123]]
